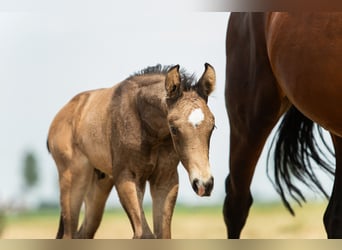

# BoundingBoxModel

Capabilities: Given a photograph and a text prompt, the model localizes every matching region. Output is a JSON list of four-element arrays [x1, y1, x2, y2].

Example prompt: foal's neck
[[135, 77, 170, 141]]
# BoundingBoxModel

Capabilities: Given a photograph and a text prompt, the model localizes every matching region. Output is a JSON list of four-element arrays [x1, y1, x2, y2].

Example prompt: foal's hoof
[[133, 234, 156, 239]]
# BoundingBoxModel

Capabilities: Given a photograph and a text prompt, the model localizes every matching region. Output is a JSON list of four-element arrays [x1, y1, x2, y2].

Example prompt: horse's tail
[[267, 106, 335, 215]]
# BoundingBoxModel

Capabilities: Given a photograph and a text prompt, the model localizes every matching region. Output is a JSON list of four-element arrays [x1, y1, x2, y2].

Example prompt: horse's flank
[[224, 12, 342, 238]]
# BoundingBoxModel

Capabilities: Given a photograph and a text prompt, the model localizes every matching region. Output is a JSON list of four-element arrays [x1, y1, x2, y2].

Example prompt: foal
[[47, 64, 216, 238]]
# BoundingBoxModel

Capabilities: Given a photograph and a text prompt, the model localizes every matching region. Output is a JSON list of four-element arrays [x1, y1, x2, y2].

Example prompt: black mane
[[129, 64, 197, 91]]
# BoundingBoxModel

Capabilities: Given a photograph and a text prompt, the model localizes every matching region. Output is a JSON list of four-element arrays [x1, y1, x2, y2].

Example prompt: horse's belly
[[267, 12, 342, 136]]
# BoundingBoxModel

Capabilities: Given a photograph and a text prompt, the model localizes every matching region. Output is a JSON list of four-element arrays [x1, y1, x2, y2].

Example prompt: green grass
[[1, 201, 329, 238]]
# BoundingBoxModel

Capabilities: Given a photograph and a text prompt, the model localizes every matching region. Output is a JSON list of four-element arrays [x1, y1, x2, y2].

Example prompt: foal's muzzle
[[192, 176, 214, 197]]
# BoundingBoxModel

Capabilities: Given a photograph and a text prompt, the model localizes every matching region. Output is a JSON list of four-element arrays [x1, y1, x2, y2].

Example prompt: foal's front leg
[[149, 168, 178, 239], [115, 170, 154, 239], [149, 148, 179, 239], [77, 169, 114, 238]]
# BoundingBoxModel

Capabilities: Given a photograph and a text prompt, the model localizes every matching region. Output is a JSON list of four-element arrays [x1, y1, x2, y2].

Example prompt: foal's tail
[[56, 213, 64, 239], [268, 106, 335, 215], [46, 139, 51, 153]]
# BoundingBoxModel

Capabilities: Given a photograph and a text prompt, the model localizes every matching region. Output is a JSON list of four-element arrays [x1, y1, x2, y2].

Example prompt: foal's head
[[165, 64, 216, 196]]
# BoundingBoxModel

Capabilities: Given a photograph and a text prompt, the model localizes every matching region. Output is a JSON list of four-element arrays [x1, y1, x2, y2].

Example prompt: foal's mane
[[129, 64, 197, 91]]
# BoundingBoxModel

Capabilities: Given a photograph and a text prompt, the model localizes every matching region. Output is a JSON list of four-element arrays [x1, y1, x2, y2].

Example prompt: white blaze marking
[[188, 108, 205, 128]]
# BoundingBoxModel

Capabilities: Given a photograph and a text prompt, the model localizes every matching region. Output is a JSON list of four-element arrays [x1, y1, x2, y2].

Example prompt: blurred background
[[0, 0, 334, 238]]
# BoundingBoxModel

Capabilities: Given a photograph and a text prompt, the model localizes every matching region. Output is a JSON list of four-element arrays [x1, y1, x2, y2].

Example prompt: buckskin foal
[[47, 63, 216, 238]]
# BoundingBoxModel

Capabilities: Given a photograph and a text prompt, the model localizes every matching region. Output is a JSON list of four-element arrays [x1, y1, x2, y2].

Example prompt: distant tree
[[0, 210, 5, 237], [22, 151, 39, 191]]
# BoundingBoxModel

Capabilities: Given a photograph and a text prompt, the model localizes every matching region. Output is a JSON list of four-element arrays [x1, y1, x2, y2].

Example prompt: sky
[[0, 1, 334, 210]]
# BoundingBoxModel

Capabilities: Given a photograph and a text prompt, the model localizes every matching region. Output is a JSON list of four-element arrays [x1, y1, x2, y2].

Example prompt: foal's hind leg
[[77, 169, 114, 238], [56, 154, 93, 238], [324, 134, 342, 238]]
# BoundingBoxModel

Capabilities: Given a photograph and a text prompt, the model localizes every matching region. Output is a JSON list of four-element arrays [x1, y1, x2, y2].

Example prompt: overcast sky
[[0, 1, 333, 209]]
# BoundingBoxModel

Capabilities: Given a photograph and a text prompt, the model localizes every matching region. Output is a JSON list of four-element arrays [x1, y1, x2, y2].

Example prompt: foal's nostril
[[204, 176, 214, 196], [192, 178, 199, 194]]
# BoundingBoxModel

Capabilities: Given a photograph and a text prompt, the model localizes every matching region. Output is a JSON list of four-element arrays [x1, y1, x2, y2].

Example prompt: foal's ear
[[165, 65, 182, 99], [197, 63, 216, 102]]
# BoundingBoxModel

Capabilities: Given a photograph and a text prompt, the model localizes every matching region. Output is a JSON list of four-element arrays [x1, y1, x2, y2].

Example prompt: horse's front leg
[[324, 134, 342, 238], [115, 170, 155, 239], [149, 155, 179, 239]]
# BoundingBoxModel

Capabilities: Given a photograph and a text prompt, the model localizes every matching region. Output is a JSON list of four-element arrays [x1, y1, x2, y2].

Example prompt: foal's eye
[[170, 126, 178, 135]]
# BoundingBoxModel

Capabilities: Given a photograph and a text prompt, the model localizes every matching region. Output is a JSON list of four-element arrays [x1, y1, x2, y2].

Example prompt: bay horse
[[47, 64, 216, 239], [224, 12, 342, 238]]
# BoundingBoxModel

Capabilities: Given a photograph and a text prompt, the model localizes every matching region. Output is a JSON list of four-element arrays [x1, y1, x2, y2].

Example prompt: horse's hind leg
[[223, 115, 280, 238], [56, 154, 93, 238], [225, 83, 286, 238], [324, 134, 342, 238], [224, 37, 288, 237], [77, 169, 114, 238]]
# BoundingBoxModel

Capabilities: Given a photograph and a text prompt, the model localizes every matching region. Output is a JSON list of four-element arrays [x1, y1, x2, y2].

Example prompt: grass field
[[1, 201, 328, 239]]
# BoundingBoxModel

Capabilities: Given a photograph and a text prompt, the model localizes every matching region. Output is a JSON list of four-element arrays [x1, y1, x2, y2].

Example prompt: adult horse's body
[[48, 64, 216, 239], [225, 12, 342, 238]]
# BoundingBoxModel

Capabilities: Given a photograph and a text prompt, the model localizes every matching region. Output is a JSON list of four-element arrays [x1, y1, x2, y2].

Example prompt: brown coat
[[48, 64, 216, 238]]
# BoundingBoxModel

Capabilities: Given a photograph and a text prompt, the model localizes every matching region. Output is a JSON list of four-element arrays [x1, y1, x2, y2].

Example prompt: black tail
[[267, 106, 335, 215]]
